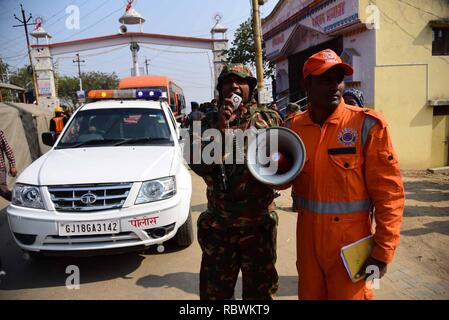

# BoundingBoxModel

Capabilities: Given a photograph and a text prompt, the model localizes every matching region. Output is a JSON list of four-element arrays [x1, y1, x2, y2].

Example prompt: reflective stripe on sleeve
[[362, 116, 377, 149]]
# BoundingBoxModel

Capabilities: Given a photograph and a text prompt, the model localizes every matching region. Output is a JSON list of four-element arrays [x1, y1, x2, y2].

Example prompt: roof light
[[114, 89, 135, 99], [87, 89, 162, 100], [88, 90, 114, 99], [135, 89, 162, 100]]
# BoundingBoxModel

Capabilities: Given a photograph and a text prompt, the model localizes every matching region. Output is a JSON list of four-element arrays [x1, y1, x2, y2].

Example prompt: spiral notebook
[[340, 235, 374, 283]]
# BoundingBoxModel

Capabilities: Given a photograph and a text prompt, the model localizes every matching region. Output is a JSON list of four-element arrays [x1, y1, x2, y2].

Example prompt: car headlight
[[135, 176, 176, 204], [12, 184, 45, 209]]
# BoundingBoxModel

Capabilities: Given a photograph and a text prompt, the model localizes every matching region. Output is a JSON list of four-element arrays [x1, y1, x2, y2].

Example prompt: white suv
[[7, 95, 192, 256]]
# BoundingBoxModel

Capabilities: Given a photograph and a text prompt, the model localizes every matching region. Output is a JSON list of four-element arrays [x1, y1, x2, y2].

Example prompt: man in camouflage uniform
[[188, 64, 282, 300]]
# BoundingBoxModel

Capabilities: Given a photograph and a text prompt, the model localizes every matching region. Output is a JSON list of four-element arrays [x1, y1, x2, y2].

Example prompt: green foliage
[[226, 18, 275, 78], [9, 65, 33, 89], [0, 59, 31, 102], [0, 58, 9, 82], [57, 71, 119, 106], [0, 58, 119, 105]]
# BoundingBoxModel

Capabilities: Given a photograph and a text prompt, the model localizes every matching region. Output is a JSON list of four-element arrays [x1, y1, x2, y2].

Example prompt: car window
[[57, 107, 173, 148]]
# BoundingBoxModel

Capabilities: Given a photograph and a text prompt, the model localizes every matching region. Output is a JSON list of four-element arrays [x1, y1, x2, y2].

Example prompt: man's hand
[[355, 256, 387, 280], [9, 167, 17, 177], [217, 98, 239, 130]]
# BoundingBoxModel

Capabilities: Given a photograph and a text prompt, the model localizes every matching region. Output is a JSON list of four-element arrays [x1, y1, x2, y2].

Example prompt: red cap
[[303, 49, 353, 79]]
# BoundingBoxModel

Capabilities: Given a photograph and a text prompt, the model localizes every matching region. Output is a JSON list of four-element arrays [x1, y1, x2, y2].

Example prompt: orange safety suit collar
[[301, 98, 345, 126]]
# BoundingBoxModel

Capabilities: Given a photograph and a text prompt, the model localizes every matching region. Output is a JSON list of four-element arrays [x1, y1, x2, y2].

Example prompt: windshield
[[56, 107, 173, 149]]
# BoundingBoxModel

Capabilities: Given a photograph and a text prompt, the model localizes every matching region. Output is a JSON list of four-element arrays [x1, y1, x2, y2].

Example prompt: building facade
[[262, 0, 449, 169]]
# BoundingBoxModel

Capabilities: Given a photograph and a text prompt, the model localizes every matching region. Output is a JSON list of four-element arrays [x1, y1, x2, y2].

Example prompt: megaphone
[[247, 127, 306, 187], [119, 24, 127, 34]]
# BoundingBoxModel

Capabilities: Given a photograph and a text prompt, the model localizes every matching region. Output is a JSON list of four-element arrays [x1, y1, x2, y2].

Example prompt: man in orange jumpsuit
[[286, 49, 404, 299], [49, 106, 68, 138]]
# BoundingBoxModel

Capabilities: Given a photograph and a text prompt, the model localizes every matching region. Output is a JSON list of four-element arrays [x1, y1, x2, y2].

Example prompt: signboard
[[263, 0, 359, 58], [258, 87, 272, 104], [37, 79, 51, 97], [305, 0, 359, 33], [77, 90, 86, 103], [263, 0, 315, 32], [265, 25, 296, 60]]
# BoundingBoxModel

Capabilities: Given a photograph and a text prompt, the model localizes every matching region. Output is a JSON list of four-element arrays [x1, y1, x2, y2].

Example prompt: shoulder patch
[[363, 108, 387, 129]]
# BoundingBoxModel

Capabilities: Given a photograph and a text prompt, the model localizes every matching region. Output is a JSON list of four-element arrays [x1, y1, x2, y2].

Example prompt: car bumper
[[6, 191, 190, 252]]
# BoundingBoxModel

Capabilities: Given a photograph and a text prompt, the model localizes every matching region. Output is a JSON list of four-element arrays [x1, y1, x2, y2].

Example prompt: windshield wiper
[[58, 139, 122, 149], [113, 137, 172, 146]]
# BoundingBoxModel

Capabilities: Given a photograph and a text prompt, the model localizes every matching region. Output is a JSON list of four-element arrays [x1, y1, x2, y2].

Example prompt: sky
[[0, 0, 279, 106]]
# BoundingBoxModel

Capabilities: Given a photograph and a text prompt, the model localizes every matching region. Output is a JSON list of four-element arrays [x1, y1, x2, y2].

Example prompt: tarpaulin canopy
[[3, 102, 53, 158], [0, 103, 33, 188]]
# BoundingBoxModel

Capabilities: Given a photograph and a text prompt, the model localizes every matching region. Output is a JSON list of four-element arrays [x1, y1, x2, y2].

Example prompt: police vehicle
[[7, 89, 193, 256]]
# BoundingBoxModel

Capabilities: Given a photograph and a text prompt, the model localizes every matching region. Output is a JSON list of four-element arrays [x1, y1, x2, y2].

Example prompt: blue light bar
[[135, 89, 162, 100]]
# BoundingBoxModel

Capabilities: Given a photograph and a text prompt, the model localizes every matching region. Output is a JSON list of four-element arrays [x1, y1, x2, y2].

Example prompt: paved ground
[[0, 169, 448, 300], [376, 171, 449, 299]]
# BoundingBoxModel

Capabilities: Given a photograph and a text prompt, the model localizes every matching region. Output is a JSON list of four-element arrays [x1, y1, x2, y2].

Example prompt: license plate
[[58, 220, 120, 236]]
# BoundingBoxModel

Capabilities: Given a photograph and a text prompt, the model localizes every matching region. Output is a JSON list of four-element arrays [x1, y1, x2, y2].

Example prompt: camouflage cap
[[217, 64, 257, 93]]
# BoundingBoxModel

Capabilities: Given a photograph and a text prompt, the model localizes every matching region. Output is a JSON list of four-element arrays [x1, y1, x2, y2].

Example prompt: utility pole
[[130, 42, 140, 76], [73, 53, 85, 91], [144, 56, 150, 75], [13, 4, 39, 105], [251, 0, 266, 102]]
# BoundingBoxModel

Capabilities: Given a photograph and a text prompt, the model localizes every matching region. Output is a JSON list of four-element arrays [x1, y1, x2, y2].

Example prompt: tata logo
[[80, 192, 97, 205]]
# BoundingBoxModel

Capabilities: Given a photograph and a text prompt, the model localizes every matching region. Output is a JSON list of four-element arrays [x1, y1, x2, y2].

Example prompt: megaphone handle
[[217, 164, 229, 192]]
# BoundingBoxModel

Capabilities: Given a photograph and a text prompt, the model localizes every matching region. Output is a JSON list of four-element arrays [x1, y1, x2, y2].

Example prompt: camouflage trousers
[[197, 210, 279, 300]]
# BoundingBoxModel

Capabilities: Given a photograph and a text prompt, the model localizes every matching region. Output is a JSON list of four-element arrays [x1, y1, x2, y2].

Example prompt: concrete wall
[[375, 65, 430, 168], [370, 0, 449, 168], [343, 29, 376, 106], [432, 116, 449, 167]]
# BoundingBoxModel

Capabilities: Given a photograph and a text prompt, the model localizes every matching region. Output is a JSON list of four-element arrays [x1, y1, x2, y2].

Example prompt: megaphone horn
[[247, 127, 306, 187]]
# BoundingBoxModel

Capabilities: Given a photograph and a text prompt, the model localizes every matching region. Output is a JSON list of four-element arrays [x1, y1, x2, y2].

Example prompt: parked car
[[7, 89, 193, 256]]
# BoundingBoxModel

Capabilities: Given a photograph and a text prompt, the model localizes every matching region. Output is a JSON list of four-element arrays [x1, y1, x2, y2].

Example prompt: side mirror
[[42, 132, 56, 146]]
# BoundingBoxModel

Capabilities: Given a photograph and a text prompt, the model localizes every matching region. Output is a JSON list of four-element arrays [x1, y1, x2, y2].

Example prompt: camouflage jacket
[[188, 100, 282, 226]]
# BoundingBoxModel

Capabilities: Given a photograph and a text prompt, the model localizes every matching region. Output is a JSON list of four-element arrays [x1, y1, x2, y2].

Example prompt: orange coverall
[[289, 100, 404, 300]]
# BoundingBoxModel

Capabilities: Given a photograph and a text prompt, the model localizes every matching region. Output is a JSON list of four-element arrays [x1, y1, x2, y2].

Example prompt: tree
[[9, 65, 33, 89], [226, 18, 275, 78], [0, 60, 119, 105], [1, 59, 33, 102], [0, 58, 13, 101], [0, 58, 10, 83], [57, 71, 119, 107]]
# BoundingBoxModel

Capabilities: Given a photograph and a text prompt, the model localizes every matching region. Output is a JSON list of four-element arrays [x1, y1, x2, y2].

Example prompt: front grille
[[44, 232, 139, 246], [48, 183, 133, 212]]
